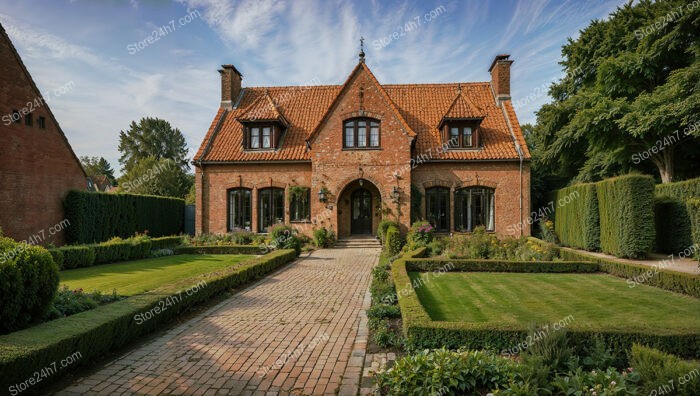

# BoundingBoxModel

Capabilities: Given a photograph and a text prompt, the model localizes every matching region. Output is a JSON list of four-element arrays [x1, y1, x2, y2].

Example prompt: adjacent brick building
[[194, 52, 530, 238], [0, 23, 86, 245]]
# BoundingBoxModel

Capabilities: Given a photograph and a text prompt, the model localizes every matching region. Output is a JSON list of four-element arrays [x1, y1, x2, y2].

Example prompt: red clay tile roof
[[195, 64, 529, 163]]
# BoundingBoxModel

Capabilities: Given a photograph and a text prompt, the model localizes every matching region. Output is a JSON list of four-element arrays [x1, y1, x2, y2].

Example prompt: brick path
[[57, 246, 379, 396]]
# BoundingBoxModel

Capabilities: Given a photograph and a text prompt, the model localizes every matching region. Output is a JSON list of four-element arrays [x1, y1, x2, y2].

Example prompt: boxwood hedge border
[[393, 248, 700, 359], [0, 249, 297, 393]]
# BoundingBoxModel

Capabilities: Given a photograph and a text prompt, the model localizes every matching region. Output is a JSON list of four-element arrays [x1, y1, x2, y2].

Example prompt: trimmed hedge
[[385, 226, 403, 255], [52, 236, 182, 270], [0, 249, 297, 392], [655, 177, 700, 203], [551, 183, 600, 251], [150, 236, 183, 250], [690, 199, 700, 262], [64, 190, 184, 244], [392, 252, 700, 358], [596, 175, 655, 259], [406, 259, 598, 273], [377, 220, 398, 244], [558, 246, 700, 298], [0, 237, 59, 334], [57, 246, 95, 269], [653, 195, 693, 254], [174, 245, 262, 255]]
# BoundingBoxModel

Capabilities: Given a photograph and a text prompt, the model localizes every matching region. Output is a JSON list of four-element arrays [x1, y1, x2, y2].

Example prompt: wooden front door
[[351, 188, 372, 235]]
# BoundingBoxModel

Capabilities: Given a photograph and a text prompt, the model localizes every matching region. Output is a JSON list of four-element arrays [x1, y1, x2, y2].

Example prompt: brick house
[[194, 52, 530, 238], [0, 23, 86, 245]]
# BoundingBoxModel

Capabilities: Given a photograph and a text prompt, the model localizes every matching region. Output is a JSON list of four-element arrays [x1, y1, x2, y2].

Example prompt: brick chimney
[[219, 64, 242, 109], [488, 54, 513, 106]]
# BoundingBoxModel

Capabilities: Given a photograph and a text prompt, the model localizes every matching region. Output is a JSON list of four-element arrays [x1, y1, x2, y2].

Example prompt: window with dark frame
[[12, 110, 20, 124], [425, 187, 450, 232], [258, 187, 284, 232], [343, 118, 380, 149], [289, 188, 310, 222], [38, 116, 46, 129], [245, 124, 278, 150], [25, 113, 33, 126], [228, 188, 252, 231], [446, 122, 478, 148], [454, 187, 495, 232]]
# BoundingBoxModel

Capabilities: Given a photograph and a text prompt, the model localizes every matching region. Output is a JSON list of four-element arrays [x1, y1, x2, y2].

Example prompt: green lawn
[[409, 272, 700, 332], [61, 254, 253, 296]]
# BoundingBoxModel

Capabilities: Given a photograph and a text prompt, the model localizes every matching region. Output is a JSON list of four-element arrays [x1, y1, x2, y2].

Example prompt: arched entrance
[[336, 179, 382, 238], [350, 188, 372, 234]]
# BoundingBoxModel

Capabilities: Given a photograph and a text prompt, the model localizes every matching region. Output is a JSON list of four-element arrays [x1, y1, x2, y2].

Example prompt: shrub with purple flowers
[[407, 221, 435, 250]]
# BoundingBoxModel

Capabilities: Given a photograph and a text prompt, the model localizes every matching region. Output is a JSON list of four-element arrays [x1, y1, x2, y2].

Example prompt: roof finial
[[359, 36, 365, 63]]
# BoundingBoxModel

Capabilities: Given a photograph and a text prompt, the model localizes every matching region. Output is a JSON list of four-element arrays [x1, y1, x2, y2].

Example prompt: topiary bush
[[0, 236, 59, 334], [385, 225, 403, 256], [596, 175, 655, 258], [654, 195, 693, 254], [377, 220, 398, 244]]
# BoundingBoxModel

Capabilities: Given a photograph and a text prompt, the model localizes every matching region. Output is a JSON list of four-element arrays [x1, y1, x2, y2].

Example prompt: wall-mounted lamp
[[319, 187, 329, 203], [391, 186, 400, 203], [359, 178, 364, 187]]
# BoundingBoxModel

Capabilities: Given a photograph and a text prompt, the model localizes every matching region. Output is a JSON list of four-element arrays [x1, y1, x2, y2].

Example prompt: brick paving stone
[[56, 246, 379, 395]]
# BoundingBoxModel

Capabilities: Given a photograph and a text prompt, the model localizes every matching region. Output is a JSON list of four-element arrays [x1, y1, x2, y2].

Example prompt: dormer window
[[444, 121, 479, 149], [244, 124, 281, 150], [343, 118, 380, 149]]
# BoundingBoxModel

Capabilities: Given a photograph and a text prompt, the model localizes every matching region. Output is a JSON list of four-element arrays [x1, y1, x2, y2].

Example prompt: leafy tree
[[80, 156, 116, 185], [118, 117, 190, 173], [532, 0, 700, 183], [118, 156, 193, 198], [185, 183, 196, 205]]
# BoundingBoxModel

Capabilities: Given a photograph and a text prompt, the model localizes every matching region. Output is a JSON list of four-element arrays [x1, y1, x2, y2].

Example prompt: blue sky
[[1, 0, 625, 174]]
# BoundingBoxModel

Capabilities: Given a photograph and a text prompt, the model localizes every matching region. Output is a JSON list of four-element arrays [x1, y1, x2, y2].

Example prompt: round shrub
[[269, 224, 301, 256], [0, 236, 59, 334], [313, 227, 336, 248]]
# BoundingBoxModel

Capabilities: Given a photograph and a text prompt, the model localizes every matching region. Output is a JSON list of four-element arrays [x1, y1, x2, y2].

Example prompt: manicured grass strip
[[0, 249, 297, 393], [60, 254, 253, 296], [406, 259, 597, 273], [408, 272, 700, 332], [391, 251, 700, 358]]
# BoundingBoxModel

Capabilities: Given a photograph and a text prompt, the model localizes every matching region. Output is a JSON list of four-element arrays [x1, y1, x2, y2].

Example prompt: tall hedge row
[[654, 178, 700, 256], [655, 177, 700, 202], [689, 199, 700, 261], [551, 183, 600, 251], [64, 191, 185, 244], [653, 196, 693, 254], [596, 175, 656, 259]]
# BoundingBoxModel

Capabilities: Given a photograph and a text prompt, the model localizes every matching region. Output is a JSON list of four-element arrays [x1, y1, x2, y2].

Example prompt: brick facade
[[195, 55, 531, 239], [0, 24, 86, 246]]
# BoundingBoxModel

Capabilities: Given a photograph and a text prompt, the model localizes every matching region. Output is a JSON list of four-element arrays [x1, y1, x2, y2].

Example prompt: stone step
[[335, 238, 381, 248]]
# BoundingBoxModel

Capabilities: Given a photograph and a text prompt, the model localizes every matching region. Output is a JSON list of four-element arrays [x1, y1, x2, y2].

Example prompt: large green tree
[[532, 0, 700, 184], [118, 117, 190, 173], [118, 156, 193, 198], [80, 156, 116, 185]]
